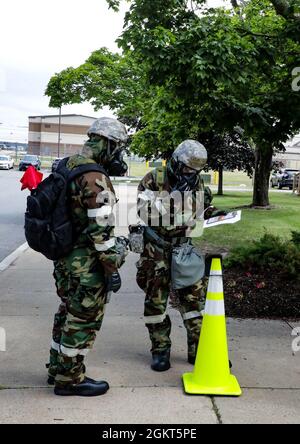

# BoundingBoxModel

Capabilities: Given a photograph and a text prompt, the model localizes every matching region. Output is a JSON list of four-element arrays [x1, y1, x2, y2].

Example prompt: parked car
[[19, 155, 41, 171], [51, 157, 63, 173], [270, 168, 299, 190], [0, 155, 14, 170]]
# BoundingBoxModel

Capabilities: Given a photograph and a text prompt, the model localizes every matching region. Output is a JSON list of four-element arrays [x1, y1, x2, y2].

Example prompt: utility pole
[[58, 106, 62, 158]]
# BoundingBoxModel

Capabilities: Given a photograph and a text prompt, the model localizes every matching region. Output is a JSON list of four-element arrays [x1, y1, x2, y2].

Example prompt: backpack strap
[[55, 157, 108, 182], [55, 157, 70, 179], [68, 164, 108, 183], [154, 166, 167, 192]]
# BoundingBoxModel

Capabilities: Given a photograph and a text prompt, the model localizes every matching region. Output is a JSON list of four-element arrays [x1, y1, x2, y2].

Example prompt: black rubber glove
[[105, 271, 122, 293]]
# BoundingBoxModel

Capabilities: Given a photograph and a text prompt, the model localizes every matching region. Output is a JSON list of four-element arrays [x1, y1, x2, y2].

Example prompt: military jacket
[[137, 167, 213, 239], [66, 155, 119, 274]]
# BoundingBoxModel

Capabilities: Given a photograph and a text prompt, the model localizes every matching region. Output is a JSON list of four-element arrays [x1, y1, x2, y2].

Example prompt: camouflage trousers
[[136, 242, 206, 359], [48, 248, 107, 387]]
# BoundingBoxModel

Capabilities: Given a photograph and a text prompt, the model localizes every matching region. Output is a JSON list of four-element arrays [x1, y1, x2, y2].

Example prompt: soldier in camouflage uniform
[[48, 117, 128, 396], [136, 140, 213, 371]]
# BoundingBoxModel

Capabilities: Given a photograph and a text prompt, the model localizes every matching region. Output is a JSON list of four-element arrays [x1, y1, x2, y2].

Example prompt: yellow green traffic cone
[[182, 258, 242, 396]]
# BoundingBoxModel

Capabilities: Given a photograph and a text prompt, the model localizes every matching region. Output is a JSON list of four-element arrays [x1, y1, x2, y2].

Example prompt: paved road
[[0, 169, 50, 262], [0, 169, 29, 261]]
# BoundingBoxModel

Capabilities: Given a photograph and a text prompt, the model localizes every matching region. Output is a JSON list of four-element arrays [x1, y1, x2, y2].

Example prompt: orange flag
[[20, 166, 43, 191]]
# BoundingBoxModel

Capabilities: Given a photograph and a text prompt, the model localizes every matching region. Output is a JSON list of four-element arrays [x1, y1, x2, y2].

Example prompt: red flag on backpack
[[20, 166, 43, 191]]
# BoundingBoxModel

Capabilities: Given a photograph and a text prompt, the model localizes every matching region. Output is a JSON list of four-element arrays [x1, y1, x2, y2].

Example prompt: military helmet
[[87, 117, 128, 144], [172, 139, 207, 171]]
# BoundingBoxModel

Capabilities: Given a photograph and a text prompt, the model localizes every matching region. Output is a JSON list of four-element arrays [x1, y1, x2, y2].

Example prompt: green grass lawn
[[127, 162, 253, 187], [196, 192, 300, 251], [222, 171, 253, 187], [127, 161, 152, 177]]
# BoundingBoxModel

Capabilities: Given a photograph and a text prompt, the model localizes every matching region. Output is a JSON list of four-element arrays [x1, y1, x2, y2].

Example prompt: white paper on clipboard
[[203, 210, 242, 229]]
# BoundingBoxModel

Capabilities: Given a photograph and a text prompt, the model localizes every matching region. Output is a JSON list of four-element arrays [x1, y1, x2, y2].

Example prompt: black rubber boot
[[151, 351, 171, 372], [54, 378, 109, 397], [48, 376, 55, 386], [188, 354, 196, 365]]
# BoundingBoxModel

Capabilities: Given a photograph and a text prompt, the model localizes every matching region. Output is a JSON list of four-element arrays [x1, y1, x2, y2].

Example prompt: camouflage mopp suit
[[47, 151, 122, 387], [136, 141, 213, 362]]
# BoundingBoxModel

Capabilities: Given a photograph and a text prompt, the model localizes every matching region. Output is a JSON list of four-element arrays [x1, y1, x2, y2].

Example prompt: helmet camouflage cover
[[87, 117, 128, 144], [172, 140, 207, 171]]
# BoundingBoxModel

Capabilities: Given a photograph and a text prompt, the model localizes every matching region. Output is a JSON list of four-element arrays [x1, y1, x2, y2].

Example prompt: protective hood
[[81, 138, 128, 177], [81, 138, 109, 164]]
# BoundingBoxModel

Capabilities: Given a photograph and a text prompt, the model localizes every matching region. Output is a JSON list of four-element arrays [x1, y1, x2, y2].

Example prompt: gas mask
[[167, 158, 200, 192], [106, 147, 128, 177]]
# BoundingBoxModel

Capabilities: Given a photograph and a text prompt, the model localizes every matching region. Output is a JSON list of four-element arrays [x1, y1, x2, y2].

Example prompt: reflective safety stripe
[[95, 238, 116, 252], [138, 190, 155, 203], [207, 276, 223, 299], [144, 312, 167, 324], [204, 299, 225, 316], [51, 340, 60, 352], [182, 311, 202, 321], [60, 345, 90, 358], [88, 206, 113, 219], [210, 270, 222, 276], [155, 199, 168, 216]]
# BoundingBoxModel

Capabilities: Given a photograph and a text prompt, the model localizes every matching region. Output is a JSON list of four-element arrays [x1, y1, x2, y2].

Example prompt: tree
[[106, 0, 300, 207], [46, 1, 300, 207], [271, 0, 300, 25], [46, 48, 148, 131], [201, 131, 255, 195]]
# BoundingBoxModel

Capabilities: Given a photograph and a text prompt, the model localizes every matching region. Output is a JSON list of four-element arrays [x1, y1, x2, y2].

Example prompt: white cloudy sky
[[0, 0, 228, 143]]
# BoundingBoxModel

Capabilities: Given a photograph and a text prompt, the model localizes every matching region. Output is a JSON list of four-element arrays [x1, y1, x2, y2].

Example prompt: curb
[[0, 243, 29, 273]]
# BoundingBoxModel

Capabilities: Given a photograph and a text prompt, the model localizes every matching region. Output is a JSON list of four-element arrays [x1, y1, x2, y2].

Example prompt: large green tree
[[104, 0, 300, 207], [46, 0, 300, 207]]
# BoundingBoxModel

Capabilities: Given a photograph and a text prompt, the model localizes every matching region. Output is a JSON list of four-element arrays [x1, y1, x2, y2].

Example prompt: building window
[[45, 124, 51, 128]]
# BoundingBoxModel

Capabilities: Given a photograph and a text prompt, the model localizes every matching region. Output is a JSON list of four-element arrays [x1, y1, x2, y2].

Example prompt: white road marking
[[0, 242, 29, 272]]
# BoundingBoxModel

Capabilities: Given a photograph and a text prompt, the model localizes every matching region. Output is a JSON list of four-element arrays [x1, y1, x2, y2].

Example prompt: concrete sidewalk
[[0, 249, 299, 424]]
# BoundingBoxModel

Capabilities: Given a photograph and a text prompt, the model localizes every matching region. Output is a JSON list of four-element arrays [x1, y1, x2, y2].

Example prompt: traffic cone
[[182, 257, 242, 396]]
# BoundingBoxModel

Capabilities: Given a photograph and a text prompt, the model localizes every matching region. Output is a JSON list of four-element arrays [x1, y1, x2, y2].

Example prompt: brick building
[[28, 114, 97, 157], [276, 134, 300, 169]]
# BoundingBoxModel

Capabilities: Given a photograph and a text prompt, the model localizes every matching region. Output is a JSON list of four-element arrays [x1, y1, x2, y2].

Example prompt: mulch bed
[[223, 267, 300, 320]]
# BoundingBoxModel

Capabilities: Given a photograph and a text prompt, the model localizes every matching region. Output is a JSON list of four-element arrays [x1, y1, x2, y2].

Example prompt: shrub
[[225, 232, 300, 280], [291, 231, 300, 247]]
